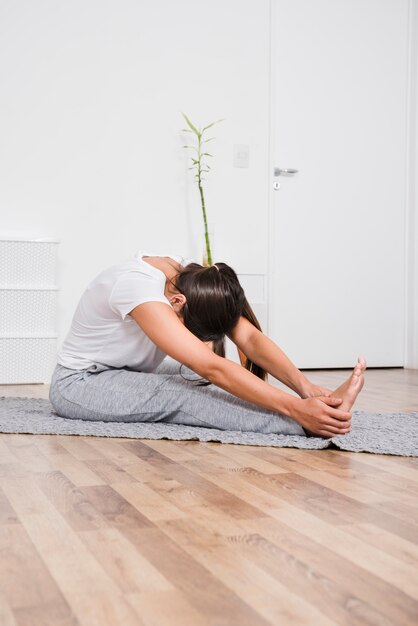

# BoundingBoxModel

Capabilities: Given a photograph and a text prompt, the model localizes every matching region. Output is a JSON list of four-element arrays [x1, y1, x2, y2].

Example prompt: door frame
[[267, 0, 418, 369], [405, 0, 418, 369]]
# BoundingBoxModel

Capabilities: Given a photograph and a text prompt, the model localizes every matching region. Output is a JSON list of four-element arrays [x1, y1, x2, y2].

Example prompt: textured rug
[[0, 396, 417, 457]]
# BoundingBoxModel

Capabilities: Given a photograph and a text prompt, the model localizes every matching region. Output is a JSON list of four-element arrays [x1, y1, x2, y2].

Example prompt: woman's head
[[171, 262, 266, 380], [174, 262, 244, 341]]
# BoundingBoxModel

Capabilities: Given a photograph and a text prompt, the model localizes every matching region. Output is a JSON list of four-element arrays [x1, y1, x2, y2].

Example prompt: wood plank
[[0, 591, 17, 626], [77, 527, 173, 594], [252, 506, 418, 600], [340, 522, 418, 568], [0, 438, 18, 464], [79, 485, 154, 529], [0, 486, 19, 525], [42, 451, 106, 488], [126, 590, 209, 626], [113, 481, 187, 522], [34, 470, 106, 531], [121, 525, 271, 626], [82, 458, 139, 485], [61, 591, 145, 626], [0, 524, 71, 611], [226, 529, 416, 626], [120, 441, 267, 520], [154, 517, 335, 626], [17, 511, 142, 626], [3, 438, 56, 472], [57, 438, 107, 462], [13, 601, 79, 626]]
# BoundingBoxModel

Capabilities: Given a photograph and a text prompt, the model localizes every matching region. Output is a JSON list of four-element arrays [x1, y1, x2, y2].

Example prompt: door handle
[[274, 167, 299, 177], [273, 167, 298, 190]]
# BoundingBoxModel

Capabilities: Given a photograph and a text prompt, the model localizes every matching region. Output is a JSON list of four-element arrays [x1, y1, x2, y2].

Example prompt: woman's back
[[57, 252, 178, 372]]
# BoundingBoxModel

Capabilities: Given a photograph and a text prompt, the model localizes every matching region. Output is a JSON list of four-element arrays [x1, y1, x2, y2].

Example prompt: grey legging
[[49, 358, 305, 436]]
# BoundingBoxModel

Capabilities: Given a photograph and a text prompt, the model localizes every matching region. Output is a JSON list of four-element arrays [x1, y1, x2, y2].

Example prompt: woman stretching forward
[[49, 251, 367, 438]]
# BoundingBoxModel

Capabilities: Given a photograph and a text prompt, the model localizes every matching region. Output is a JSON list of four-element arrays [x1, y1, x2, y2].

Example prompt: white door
[[269, 0, 409, 368]]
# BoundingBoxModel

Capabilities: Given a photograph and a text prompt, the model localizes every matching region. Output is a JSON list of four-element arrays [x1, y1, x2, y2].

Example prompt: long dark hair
[[173, 262, 267, 381]]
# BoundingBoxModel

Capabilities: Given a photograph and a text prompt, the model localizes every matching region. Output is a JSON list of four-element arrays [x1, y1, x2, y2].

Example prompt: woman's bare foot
[[331, 357, 367, 412]]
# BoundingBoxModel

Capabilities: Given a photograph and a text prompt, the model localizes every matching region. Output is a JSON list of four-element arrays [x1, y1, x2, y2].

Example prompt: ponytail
[[241, 299, 267, 381]]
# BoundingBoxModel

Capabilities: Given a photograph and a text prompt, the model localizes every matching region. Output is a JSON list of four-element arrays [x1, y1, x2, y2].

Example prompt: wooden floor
[[1, 368, 417, 626]]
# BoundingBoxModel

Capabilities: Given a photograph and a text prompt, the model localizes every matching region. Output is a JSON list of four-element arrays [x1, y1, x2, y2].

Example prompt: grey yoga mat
[[0, 397, 417, 457]]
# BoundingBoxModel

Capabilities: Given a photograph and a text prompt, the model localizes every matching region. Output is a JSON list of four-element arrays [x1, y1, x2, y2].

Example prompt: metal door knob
[[274, 167, 299, 177]]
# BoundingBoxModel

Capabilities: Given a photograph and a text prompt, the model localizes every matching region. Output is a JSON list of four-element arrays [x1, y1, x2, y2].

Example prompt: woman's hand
[[291, 395, 351, 438], [299, 381, 334, 399]]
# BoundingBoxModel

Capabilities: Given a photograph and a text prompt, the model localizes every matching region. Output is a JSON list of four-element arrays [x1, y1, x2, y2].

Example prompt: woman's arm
[[229, 316, 333, 398], [129, 302, 351, 437]]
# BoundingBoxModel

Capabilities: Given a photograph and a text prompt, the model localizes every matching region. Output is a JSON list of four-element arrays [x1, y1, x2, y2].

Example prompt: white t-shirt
[[57, 250, 187, 372]]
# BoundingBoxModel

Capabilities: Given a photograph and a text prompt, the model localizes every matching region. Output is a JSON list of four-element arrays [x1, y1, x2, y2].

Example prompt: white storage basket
[[0, 337, 57, 384], [0, 239, 58, 287], [0, 289, 58, 335], [0, 237, 59, 384]]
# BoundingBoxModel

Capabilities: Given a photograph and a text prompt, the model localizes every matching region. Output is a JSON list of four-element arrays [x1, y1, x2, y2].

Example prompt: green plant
[[182, 112, 224, 266]]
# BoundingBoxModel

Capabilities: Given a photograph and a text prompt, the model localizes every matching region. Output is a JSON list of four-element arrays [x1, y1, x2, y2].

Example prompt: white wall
[[0, 0, 270, 345]]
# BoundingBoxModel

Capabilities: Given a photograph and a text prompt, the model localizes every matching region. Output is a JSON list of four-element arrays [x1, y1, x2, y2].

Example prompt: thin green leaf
[[202, 138, 215, 144], [181, 112, 199, 135], [201, 153, 213, 157], [202, 118, 225, 132], [181, 128, 193, 133]]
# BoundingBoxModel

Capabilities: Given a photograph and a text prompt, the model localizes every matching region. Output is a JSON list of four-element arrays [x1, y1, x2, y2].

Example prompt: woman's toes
[[353, 364, 362, 377], [358, 356, 367, 371]]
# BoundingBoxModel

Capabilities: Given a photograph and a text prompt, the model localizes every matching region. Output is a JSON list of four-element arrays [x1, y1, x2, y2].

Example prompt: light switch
[[233, 144, 249, 168]]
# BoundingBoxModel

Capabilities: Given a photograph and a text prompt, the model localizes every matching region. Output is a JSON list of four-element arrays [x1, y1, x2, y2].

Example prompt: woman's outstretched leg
[[49, 363, 305, 436]]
